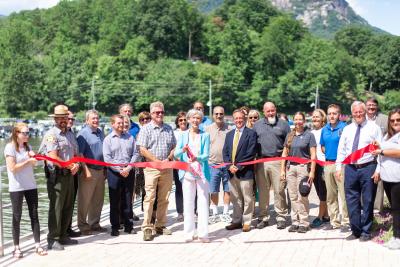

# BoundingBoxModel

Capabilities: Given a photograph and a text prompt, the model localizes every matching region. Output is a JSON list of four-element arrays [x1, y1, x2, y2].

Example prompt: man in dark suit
[[223, 109, 257, 232]]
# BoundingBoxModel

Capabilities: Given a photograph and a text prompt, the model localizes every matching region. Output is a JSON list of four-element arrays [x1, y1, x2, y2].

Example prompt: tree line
[[0, 0, 399, 118]]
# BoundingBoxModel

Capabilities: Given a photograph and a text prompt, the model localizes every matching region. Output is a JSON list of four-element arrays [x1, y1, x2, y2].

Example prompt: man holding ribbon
[[336, 101, 382, 241]]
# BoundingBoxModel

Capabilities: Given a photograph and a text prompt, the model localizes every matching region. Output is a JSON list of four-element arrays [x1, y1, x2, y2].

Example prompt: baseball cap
[[299, 177, 311, 197]]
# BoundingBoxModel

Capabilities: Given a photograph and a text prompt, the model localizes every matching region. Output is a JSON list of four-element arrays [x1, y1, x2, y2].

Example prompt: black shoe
[[297, 226, 309, 233], [225, 223, 242, 231], [345, 234, 360, 241], [124, 228, 137, 234], [276, 221, 286, 230], [359, 234, 371, 242], [47, 240, 64, 251], [67, 228, 81, 237], [111, 229, 120, 236], [288, 225, 299, 232], [59, 237, 78, 245], [132, 214, 140, 221], [256, 220, 268, 229]]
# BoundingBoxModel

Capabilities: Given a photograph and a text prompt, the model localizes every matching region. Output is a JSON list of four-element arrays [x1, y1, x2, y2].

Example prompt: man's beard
[[267, 116, 276, 124]]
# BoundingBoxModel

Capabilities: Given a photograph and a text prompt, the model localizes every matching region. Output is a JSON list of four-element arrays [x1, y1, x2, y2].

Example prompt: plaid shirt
[[136, 121, 176, 161]]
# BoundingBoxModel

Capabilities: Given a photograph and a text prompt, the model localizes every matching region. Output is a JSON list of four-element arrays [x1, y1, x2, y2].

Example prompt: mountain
[[190, 0, 386, 38]]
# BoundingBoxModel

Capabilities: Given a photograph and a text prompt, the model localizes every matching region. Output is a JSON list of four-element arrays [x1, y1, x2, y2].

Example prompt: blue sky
[[0, 0, 399, 36]]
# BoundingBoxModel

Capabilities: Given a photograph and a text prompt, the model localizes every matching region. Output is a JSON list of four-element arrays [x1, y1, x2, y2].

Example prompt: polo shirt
[[205, 122, 231, 164], [320, 121, 347, 161], [253, 117, 291, 157], [77, 125, 105, 170], [199, 116, 212, 131], [284, 130, 316, 159]]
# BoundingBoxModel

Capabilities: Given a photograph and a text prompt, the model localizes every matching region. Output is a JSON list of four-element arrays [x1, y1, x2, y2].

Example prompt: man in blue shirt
[[76, 109, 106, 235], [194, 101, 212, 131], [119, 103, 140, 139], [320, 104, 349, 232]]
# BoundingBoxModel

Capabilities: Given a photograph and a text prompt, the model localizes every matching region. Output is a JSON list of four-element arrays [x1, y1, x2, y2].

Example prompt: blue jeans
[[209, 165, 230, 193], [344, 163, 377, 237]]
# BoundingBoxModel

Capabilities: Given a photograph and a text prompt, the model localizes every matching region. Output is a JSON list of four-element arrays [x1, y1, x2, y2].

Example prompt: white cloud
[[0, 0, 59, 15], [347, 0, 367, 16]]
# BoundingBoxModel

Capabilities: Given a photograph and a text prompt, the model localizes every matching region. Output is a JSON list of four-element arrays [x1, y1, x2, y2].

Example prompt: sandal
[[13, 248, 23, 259], [36, 247, 48, 256]]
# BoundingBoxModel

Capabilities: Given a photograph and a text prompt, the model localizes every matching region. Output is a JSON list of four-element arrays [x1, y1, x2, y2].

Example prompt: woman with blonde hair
[[4, 123, 47, 258], [246, 109, 260, 129], [310, 109, 330, 228]]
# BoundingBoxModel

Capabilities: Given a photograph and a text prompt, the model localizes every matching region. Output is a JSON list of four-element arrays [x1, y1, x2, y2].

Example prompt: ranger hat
[[49, 105, 69, 117], [299, 177, 311, 197]]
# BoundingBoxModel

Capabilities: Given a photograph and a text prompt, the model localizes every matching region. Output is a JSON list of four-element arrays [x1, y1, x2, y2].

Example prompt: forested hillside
[[0, 0, 399, 118]]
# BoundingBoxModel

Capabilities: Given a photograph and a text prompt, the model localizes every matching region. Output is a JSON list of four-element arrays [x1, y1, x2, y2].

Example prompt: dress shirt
[[77, 125, 104, 170], [336, 120, 382, 171]]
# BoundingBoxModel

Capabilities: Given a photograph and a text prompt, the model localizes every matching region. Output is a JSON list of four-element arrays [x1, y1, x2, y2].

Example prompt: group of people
[[4, 97, 400, 259]]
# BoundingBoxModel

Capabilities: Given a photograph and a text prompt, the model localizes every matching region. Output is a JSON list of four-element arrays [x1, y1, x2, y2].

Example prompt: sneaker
[[297, 226, 309, 233], [256, 220, 268, 229], [387, 238, 400, 250], [345, 234, 359, 241], [220, 213, 231, 223], [384, 237, 396, 248], [276, 221, 286, 230], [340, 225, 350, 233], [288, 225, 299, 232], [143, 228, 153, 241], [155, 226, 172, 235], [324, 224, 338, 231], [359, 234, 371, 242], [132, 212, 140, 221], [311, 218, 323, 228], [208, 214, 220, 224]]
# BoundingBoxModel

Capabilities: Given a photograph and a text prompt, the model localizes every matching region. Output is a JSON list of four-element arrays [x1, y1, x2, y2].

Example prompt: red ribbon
[[33, 144, 377, 171]]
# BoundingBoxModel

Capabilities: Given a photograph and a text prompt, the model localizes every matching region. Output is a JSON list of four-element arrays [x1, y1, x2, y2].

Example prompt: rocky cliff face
[[270, 0, 374, 37]]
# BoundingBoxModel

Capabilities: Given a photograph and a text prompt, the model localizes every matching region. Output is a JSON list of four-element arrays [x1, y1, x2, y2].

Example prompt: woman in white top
[[4, 123, 47, 258], [372, 108, 400, 249], [310, 109, 329, 228], [173, 111, 188, 222]]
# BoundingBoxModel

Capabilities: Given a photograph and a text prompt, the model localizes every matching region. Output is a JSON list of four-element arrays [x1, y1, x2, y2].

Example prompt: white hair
[[186, 109, 204, 121], [351, 101, 366, 113], [85, 109, 99, 121], [150, 101, 164, 113]]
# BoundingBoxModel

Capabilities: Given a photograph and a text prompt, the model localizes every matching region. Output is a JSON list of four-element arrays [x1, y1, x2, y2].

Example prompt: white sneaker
[[383, 237, 396, 248], [220, 213, 231, 223], [208, 214, 220, 224], [387, 238, 400, 250]]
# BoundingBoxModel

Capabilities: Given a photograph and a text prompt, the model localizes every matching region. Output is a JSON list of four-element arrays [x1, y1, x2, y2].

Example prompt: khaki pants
[[77, 168, 105, 231], [141, 168, 173, 230], [324, 164, 349, 227], [286, 164, 309, 227], [256, 161, 288, 222], [229, 176, 255, 225]]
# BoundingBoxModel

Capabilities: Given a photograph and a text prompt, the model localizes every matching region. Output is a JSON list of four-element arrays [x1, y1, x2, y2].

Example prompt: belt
[[289, 162, 307, 166], [349, 160, 377, 169], [326, 159, 336, 162]]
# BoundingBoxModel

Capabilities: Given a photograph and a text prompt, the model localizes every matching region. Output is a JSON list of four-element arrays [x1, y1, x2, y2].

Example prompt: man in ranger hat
[[40, 104, 80, 250]]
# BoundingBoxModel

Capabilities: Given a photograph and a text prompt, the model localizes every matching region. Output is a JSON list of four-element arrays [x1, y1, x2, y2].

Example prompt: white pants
[[182, 177, 210, 239]]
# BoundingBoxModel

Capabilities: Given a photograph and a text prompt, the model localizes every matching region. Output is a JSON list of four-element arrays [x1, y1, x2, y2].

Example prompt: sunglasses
[[390, 118, 400, 123], [214, 113, 224, 116], [68, 118, 75, 121], [249, 117, 259, 120], [178, 118, 187, 122], [153, 111, 165, 115], [18, 131, 30, 136], [140, 117, 151, 122]]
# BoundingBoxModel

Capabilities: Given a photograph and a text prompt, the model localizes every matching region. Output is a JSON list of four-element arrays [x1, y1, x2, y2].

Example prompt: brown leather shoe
[[242, 224, 251, 232], [225, 223, 242, 230]]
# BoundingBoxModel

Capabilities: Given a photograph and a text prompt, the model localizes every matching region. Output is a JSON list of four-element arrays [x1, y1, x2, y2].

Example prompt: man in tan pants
[[320, 104, 349, 231], [137, 101, 176, 241]]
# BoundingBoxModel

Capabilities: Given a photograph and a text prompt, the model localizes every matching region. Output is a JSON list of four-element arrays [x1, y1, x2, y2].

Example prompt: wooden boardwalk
[[1, 188, 399, 267]]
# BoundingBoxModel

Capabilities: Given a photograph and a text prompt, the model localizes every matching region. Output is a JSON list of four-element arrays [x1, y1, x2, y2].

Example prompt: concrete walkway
[[1, 187, 399, 267]]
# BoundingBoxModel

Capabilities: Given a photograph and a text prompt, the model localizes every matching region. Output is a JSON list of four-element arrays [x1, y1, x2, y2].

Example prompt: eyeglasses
[[178, 118, 187, 122], [18, 131, 30, 136], [152, 111, 165, 115], [249, 116, 259, 120], [140, 117, 151, 122], [68, 118, 75, 121], [214, 113, 224, 116], [390, 118, 400, 123]]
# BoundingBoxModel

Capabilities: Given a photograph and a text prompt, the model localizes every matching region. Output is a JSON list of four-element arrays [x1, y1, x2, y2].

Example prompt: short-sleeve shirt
[[136, 121, 176, 161], [320, 121, 346, 161], [205, 123, 231, 164], [253, 117, 291, 157], [4, 143, 37, 192], [77, 125, 104, 170], [285, 130, 317, 159], [40, 126, 78, 161]]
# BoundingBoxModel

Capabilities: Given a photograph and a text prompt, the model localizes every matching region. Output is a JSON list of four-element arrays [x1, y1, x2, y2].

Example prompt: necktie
[[232, 129, 240, 163], [352, 124, 361, 153]]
